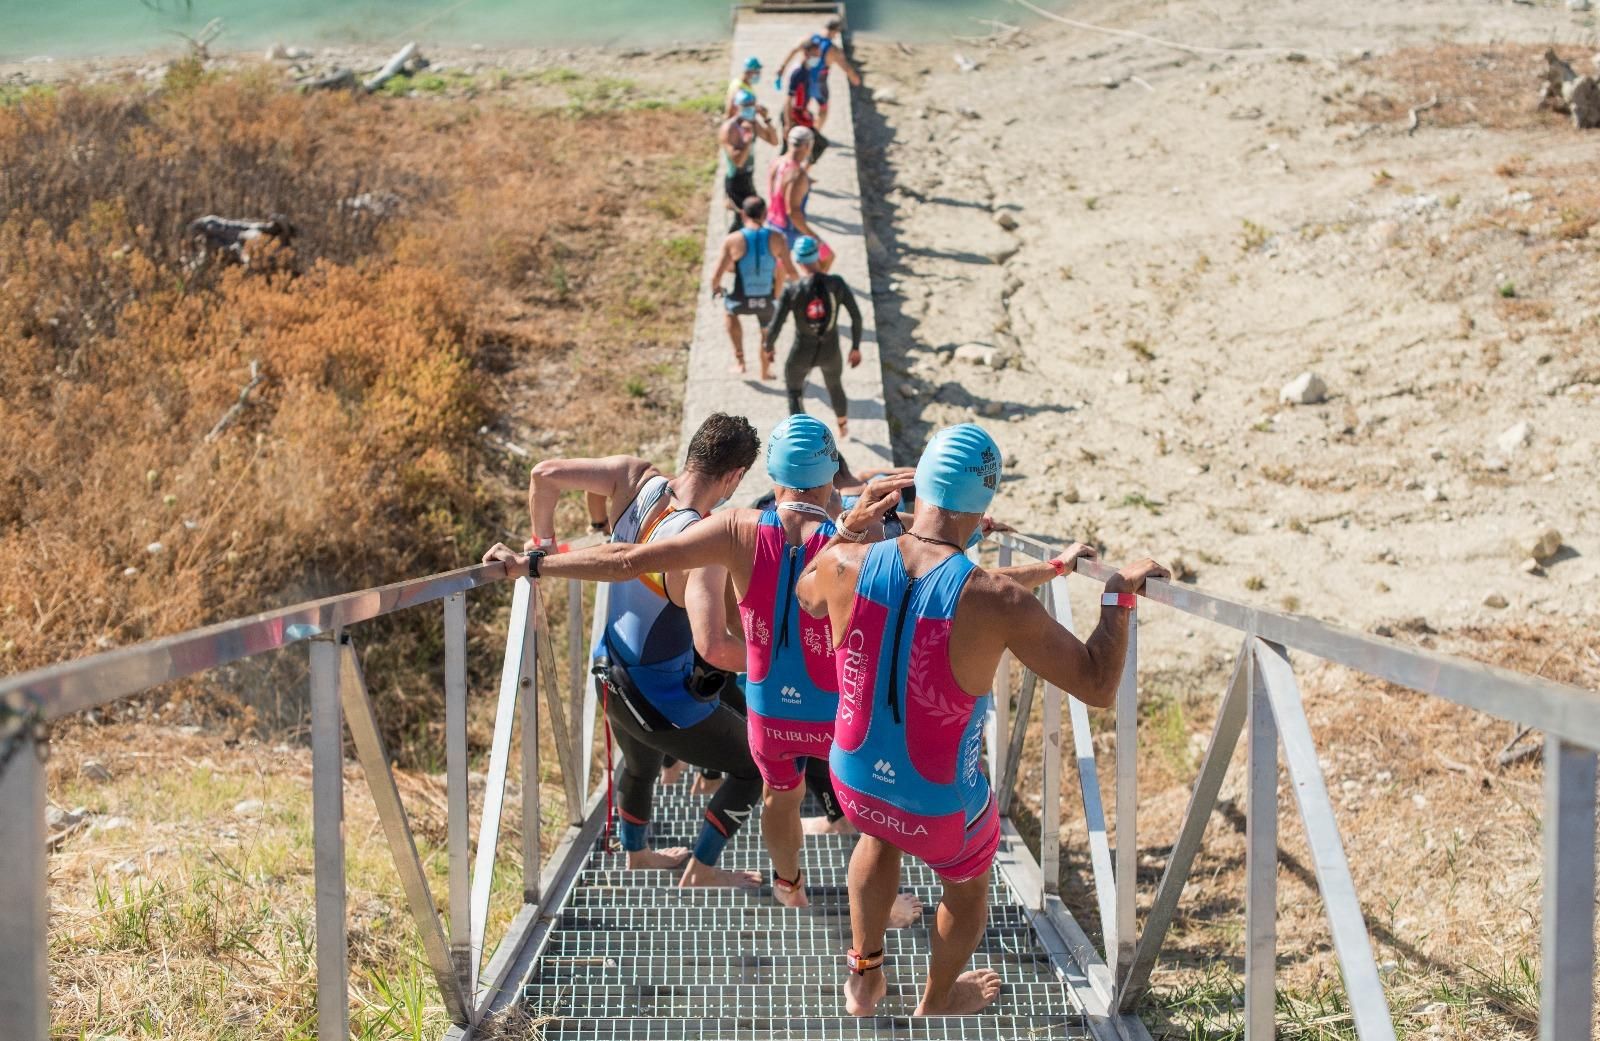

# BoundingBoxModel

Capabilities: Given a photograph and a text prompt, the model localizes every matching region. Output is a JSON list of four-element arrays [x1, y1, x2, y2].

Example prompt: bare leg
[[690, 772, 724, 796], [724, 312, 746, 374], [843, 835, 900, 1016], [802, 814, 856, 835], [762, 783, 809, 909], [659, 759, 687, 785], [914, 869, 1001, 1015]]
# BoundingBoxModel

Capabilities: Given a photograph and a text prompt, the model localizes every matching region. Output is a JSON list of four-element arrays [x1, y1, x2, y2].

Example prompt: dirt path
[[854, 0, 1598, 664]]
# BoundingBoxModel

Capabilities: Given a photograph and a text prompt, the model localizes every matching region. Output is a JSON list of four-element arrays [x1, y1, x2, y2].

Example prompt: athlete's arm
[[753, 117, 779, 146], [711, 232, 739, 296], [527, 455, 654, 545], [829, 47, 862, 87], [684, 563, 746, 671], [993, 542, 1096, 591], [794, 477, 910, 616], [764, 283, 794, 354], [1002, 558, 1169, 708], [770, 233, 795, 294], [786, 173, 813, 237], [835, 276, 864, 353], [774, 40, 804, 82], [526, 510, 740, 585], [586, 492, 611, 535]]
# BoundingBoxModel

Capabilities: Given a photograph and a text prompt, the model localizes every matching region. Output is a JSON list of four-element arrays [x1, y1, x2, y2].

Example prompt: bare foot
[[887, 892, 924, 928], [690, 773, 723, 796], [772, 880, 810, 910], [679, 860, 762, 888], [843, 966, 887, 1017], [801, 814, 857, 836], [730, 360, 747, 375], [659, 760, 687, 785], [626, 846, 689, 870], [915, 969, 1002, 1016]]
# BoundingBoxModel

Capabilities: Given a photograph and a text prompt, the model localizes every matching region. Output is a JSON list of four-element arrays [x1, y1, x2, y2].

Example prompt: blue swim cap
[[766, 414, 839, 489], [744, 56, 763, 71], [914, 424, 1002, 514], [793, 236, 820, 265]]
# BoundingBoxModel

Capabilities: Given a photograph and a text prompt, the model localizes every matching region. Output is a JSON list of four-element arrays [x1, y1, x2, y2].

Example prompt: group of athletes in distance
[[712, 17, 865, 440], [482, 410, 1168, 1017]]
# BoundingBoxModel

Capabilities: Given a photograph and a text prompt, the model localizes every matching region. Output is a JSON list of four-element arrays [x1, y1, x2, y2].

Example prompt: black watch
[[589, 520, 608, 532], [524, 549, 546, 578]]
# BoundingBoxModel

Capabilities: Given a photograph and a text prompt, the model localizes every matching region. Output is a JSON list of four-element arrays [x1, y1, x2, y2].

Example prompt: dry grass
[[1008, 617, 1599, 1040], [0, 73, 712, 742], [1344, 44, 1592, 132]]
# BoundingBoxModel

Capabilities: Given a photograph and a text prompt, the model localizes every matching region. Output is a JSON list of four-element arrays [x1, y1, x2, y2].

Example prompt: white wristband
[[1101, 592, 1137, 609]]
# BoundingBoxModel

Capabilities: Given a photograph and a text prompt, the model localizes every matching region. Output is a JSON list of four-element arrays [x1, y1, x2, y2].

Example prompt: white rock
[[265, 44, 289, 61], [1481, 455, 1508, 473], [953, 344, 995, 367], [47, 806, 85, 830], [145, 541, 164, 555], [122, 567, 140, 578], [1279, 371, 1327, 405], [1520, 557, 1544, 575], [233, 799, 265, 815], [875, 87, 898, 104], [1378, 960, 1399, 978], [1519, 525, 1563, 563], [95, 815, 131, 832], [1111, 369, 1130, 385], [1495, 420, 1531, 455], [1482, 592, 1508, 609], [285, 46, 312, 60], [81, 759, 112, 782], [1422, 485, 1444, 502]]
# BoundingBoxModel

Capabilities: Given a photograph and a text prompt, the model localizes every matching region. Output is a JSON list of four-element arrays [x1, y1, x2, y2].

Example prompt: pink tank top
[[767, 155, 800, 230]]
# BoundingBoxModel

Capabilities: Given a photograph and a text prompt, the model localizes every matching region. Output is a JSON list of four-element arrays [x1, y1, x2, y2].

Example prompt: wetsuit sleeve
[[766, 283, 795, 348], [836, 277, 863, 351]]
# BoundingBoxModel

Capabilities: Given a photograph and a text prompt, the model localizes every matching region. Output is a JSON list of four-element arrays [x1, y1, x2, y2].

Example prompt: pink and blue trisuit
[[739, 508, 840, 792], [830, 540, 999, 883]]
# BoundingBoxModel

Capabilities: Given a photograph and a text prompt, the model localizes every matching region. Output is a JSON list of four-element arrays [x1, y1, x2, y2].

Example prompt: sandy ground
[[852, 0, 1599, 664]]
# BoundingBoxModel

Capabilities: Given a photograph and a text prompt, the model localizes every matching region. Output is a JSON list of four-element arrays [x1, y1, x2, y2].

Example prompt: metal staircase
[[518, 777, 1088, 1039]]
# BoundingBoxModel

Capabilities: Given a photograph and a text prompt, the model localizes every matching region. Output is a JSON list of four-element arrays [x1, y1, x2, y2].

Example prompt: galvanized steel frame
[[990, 531, 1598, 1041], [2, 526, 1596, 1038]]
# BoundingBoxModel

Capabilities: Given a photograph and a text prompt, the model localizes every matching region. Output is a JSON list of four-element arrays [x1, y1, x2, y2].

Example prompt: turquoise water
[[3, 0, 1039, 60]]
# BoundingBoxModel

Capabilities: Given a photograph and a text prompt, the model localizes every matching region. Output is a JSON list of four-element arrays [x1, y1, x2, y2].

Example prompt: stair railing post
[[1039, 578, 1064, 908], [1111, 610, 1138, 978], [1539, 736, 1597, 1041], [444, 593, 473, 1002], [0, 700, 47, 1041], [1244, 638, 1277, 1041], [309, 633, 349, 1040]]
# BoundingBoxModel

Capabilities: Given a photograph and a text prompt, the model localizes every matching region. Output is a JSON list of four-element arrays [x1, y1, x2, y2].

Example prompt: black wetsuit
[[765, 273, 862, 417]]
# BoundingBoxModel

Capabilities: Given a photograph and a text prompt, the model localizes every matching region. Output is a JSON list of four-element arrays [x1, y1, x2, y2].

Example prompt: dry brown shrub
[[0, 77, 712, 745]]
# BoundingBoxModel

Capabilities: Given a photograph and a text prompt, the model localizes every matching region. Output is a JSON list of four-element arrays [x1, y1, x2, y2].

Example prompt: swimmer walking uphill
[[509, 414, 767, 888], [798, 424, 1170, 1017]]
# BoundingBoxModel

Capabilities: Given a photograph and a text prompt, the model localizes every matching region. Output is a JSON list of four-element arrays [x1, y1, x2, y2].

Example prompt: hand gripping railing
[[988, 531, 1599, 1041], [0, 560, 609, 1039]]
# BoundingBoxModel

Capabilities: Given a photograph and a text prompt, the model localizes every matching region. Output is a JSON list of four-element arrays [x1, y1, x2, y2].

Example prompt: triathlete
[[767, 129, 832, 271], [490, 417, 926, 922], [501, 413, 766, 888], [774, 15, 861, 133], [779, 42, 829, 165], [725, 55, 767, 117], [711, 196, 797, 379], [764, 236, 860, 438], [720, 90, 778, 234], [797, 423, 1169, 1016]]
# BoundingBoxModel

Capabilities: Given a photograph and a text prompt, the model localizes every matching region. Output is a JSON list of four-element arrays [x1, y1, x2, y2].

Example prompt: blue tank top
[[739, 509, 838, 723], [598, 475, 716, 727], [829, 541, 991, 824], [734, 227, 774, 299]]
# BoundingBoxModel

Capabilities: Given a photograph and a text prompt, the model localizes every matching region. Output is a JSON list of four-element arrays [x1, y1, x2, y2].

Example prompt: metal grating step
[[528, 952, 1063, 989], [562, 884, 995, 909], [558, 905, 1037, 934], [523, 981, 1078, 1018], [523, 1014, 1085, 1040], [546, 930, 1047, 959], [577, 863, 959, 888]]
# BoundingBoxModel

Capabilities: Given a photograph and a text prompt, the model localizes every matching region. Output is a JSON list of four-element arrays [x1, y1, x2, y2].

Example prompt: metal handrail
[[3, 536, 1595, 1039], [987, 530, 1598, 1041]]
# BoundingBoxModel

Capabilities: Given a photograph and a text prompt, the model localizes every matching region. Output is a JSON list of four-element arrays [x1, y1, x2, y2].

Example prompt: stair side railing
[[988, 531, 1598, 1041], [0, 562, 608, 1040]]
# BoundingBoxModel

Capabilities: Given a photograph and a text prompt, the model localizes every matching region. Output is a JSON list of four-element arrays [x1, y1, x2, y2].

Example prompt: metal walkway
[[514, 777, 1089, 1039]]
